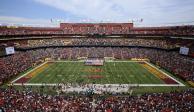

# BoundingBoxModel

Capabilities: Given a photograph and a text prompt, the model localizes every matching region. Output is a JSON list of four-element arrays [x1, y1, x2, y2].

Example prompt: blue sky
[[0, 0, 194, 27]]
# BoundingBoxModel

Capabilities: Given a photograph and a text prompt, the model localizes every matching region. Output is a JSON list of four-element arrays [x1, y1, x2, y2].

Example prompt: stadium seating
[[0, 25, 194, 36], [15, 38, 177, 49], [0, 87, 193, 111], [0, 24, 194, 111], [1, 37, 194, 50]]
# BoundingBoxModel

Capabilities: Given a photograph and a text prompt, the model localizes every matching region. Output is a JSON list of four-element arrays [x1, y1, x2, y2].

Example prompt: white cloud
[[33, 0, 194, 26], [0, 0, 193, 26], [0, 16, 58, 27]]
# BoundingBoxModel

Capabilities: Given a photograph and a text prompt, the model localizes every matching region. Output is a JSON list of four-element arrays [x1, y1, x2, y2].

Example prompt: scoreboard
[[179, 46, 194, 57], [0, 46, 15, 56], [179, 47, 189, 55], [5, 47, 15, 55]]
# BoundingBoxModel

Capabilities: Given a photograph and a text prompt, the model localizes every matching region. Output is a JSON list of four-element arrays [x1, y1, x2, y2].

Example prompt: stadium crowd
[[23, 38, 175, 49], [0, 52, 33, 85], [0, 24, 194, 112], [0, 25, 194, 36], [0, 47, 194, 85], [5, 37, 193, 50], [0, 87, 193, 112], [0, 41, 194, 111]]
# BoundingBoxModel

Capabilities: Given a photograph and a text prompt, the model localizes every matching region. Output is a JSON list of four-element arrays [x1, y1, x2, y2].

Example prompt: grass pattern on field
[[27, 62, 165, 84]]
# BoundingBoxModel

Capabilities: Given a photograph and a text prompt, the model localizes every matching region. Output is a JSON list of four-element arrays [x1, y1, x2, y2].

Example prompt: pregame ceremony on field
[[0, 0, 194, 111]]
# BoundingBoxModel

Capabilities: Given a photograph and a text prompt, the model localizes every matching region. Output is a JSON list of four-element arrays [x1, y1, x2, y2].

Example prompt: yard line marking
[[111, 62, 118, 83]]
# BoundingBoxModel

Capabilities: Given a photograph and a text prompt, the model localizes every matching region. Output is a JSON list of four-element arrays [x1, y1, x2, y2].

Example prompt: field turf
[[20, 61, 168, 84]]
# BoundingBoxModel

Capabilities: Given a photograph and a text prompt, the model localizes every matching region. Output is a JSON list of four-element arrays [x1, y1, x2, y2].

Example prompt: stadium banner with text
[[5, 47, 15, 55], [85, 59, 104, 66], [179, 47, 189, 55]]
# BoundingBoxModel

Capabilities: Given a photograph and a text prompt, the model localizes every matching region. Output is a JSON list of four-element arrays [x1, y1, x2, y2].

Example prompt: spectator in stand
[[0, 87, 193, 112], [17, 38, 179, 49], [0, 25, 194, 36]]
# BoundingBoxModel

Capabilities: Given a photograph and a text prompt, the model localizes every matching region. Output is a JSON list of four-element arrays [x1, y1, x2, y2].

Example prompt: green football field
[[13, 61, 179, 85]]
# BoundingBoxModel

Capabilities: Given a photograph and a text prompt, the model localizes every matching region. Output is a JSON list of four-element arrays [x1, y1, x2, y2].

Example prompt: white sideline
[[11, 60, 185, 87], [11, 61, 48, 83], [48, 60, 84, 62], [12, 83, 184, 94], [48, 60, 145, 62], [12, 83, 184, 87], [106, 61, 145, 62], [144, 61, 185, 86]]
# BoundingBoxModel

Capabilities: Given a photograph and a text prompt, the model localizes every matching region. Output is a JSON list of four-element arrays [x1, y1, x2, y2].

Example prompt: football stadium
[[0, 0, 194, 111]]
